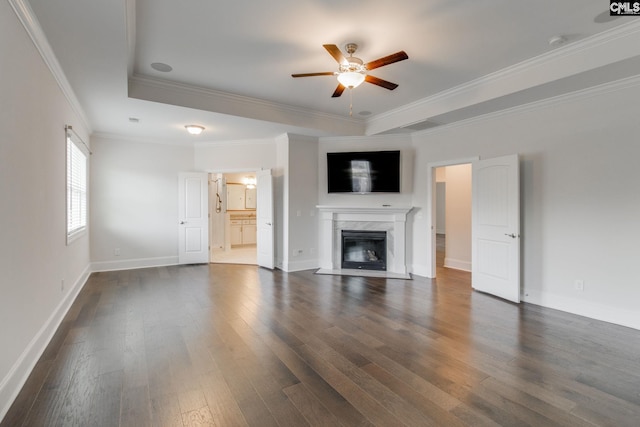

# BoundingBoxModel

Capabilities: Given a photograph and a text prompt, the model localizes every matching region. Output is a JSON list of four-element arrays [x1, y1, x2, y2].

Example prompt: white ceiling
[[23, 0, 639, 144]]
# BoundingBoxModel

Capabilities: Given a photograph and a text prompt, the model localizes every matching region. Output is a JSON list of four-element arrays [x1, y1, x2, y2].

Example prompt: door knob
[[504, 233, 518, 238], [266, 222, 272, 226], [180, 221, 186, 225]]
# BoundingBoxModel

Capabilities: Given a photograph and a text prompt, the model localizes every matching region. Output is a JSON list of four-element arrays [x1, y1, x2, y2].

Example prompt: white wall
[[435, 182, 446, 234], [275, 135, 288, 269], [194, 140, 277, 172], [444, 164, 471, 271], [411, 79, 640, 329], [0, 4, 91, 417], [90, 136, 194, 270], [284, 134, 319, 271], [91, 138, 280, 270], [435, 168, 446, 235]]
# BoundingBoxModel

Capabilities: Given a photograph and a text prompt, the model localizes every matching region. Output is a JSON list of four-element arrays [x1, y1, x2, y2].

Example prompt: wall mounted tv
[[327, 150, 401, 193]]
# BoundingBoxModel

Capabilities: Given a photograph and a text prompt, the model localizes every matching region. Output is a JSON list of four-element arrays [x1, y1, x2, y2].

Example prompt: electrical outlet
[[114, 248, 121, 256], [574, 279, 584, 291], [61, 279, 65, 292]]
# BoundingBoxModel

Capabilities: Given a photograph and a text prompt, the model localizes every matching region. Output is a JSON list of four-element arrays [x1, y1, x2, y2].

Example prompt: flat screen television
[[327, 150, 400, 193]]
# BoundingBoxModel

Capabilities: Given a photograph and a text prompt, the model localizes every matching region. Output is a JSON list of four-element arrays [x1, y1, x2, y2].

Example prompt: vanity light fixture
[[243, 176, 256, 189]]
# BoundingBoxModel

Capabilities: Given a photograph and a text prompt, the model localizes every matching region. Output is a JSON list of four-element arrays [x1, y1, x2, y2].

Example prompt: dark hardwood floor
[[3, 258, 640, 426]]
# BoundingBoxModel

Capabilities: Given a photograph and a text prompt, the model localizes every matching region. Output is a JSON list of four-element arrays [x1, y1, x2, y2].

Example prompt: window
[[66, 132, 88, 243]]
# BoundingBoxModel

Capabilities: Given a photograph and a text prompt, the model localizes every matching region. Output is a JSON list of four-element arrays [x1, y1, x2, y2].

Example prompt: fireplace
[[316, 206, 412, 278], [341, 230, 387, 271]]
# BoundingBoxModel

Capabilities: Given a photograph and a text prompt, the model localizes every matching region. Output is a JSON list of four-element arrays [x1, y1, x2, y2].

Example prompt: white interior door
[[178, 172, 209, 264], [256, 169, 274, 269], [472, 155, 520, 302]]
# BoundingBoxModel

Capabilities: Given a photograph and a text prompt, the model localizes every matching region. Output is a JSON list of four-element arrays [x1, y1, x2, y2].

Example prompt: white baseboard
[[524, 290, 640, 331], [315, 268, 411, 279], [91, 256, 178, 272], [280, 258, 319, 272], [410, 263, 431, 278], [0, 265, 91, 421], [444, 257, 471, 272]]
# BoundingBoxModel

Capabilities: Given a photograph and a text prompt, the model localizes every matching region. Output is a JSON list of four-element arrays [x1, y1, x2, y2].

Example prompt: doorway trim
[[425, 157, 478, 278]]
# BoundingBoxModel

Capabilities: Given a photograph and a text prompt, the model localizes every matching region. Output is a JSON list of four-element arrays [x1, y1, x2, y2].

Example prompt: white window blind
[[67, 135, 87, 242]]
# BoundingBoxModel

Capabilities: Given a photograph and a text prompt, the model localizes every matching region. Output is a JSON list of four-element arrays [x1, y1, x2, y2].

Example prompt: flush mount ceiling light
[[185, 125, 205, 135]]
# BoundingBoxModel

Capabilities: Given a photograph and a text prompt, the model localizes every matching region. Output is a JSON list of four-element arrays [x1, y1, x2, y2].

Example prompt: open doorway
[[435, 169, 446, 268], [209, 172, 257, 265], [428, 155, 521, 302], [429, 159, 475, 278]]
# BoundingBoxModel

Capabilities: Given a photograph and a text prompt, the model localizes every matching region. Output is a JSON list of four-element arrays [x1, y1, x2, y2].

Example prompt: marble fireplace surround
[[316, 206, 413, 279]]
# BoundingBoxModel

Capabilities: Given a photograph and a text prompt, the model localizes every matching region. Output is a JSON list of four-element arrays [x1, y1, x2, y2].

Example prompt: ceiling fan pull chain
[[349, 89, 353, 117]]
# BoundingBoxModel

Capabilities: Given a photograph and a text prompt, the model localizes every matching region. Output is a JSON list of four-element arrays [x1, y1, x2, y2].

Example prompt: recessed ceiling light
[[151, 62, 173, 72], [185, 125, 205, 135], [548, 35, 567, 47]]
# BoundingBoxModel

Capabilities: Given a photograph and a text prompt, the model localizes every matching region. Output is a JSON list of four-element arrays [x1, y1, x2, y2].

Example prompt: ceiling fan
[[292, 43, 408, 97]]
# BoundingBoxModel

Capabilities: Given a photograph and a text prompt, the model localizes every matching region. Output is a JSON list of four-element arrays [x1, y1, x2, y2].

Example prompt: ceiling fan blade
[[365, 75, 399, 90], [365, 51, 408, 70], [323, 44, 348, 66], [332, 84, 346, 98], [291, 72, 335, 77]]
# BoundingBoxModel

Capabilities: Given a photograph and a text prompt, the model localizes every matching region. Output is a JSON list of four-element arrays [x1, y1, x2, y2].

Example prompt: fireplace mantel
[[316, 205, 413, 218], [316, 206, 413, 278]]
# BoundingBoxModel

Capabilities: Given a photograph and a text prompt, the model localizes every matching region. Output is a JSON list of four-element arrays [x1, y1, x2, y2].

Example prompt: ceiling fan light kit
[[337, 71, 365, 88], [292, 43, 408, 98]]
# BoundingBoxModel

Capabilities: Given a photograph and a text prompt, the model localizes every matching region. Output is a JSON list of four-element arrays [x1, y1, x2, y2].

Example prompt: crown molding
[[9, 0, 92, 134], [319, 133, 411, 144], [367, 20, 640, 135], [128, 74, 365, 136], [412, 73, 640, 138]]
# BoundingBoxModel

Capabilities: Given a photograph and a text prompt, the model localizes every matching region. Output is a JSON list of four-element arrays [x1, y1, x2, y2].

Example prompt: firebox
[[341, 230, 387, 271]]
